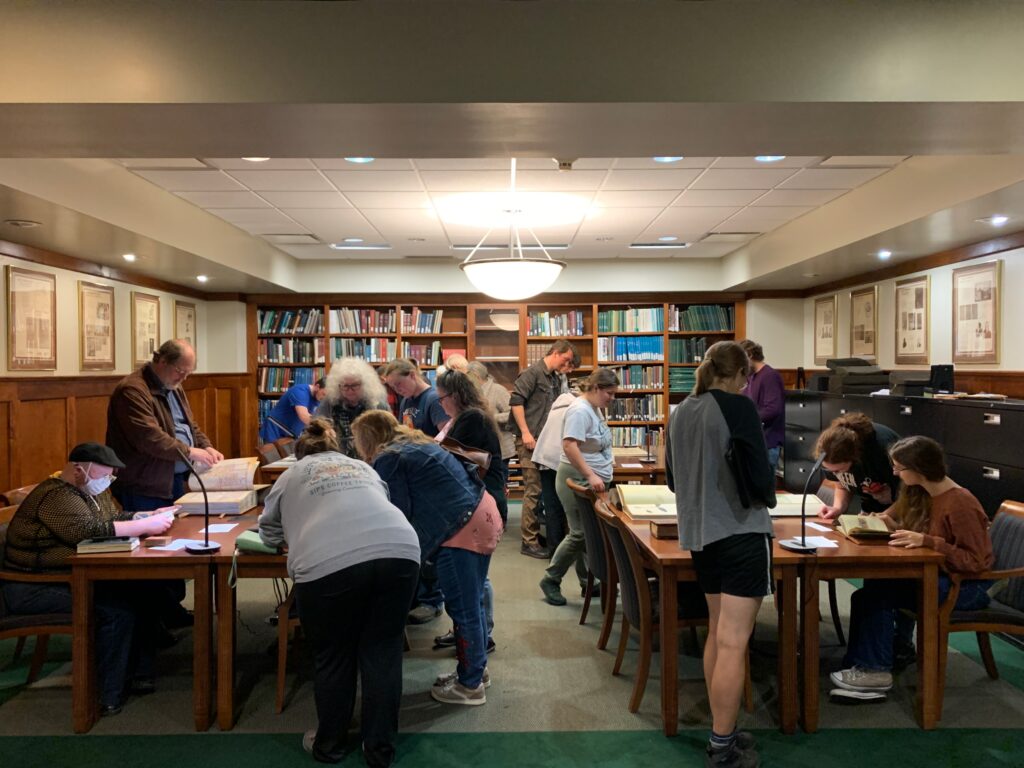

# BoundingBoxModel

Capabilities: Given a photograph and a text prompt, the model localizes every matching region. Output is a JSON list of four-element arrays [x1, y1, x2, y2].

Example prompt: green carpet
[[0, 729, 1022, 768]]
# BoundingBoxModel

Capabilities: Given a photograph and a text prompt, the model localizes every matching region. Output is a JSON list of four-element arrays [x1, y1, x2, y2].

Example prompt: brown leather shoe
[[520, 543, 549, 559]]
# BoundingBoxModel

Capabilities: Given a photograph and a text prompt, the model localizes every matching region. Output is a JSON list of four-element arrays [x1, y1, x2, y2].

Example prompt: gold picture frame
[[849, 285, 878, 359], [132, 291, 161, 368], [6, 265, 57, 371], [952, 260, 1000, 365], [78, 281, 116, 371], [894, 275, 929, 365], [813, 294, 838, 365], [174, 300, 197, 353]]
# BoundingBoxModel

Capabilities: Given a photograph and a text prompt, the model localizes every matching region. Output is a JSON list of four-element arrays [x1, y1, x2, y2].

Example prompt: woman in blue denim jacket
[[352, 410, 503, 707]]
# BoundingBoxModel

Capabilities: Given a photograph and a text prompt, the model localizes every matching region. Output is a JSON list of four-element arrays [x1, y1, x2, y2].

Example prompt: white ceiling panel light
[[755, 155, 787, 163], [122, 252, 137, 261], [652, 156, 685, 163], [976, 214, 1010, 226], [877, 249, 893, 260], [329, 242, 392, 250]]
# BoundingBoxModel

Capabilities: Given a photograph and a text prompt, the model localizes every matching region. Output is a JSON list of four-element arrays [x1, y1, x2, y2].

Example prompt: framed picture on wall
[[849, 285, 878, 359], [813, 294, 838, 365], [894, 275, 929, 365], [174, 300, 197, 352], [132, 291, 161, 367], [78, 281, 115, 371], [6, 265, 57, 371], [952, 260, 1000, 364]]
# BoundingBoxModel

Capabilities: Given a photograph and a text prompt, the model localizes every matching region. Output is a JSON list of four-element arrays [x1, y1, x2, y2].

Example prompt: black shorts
[[691, 533, 773, 598]]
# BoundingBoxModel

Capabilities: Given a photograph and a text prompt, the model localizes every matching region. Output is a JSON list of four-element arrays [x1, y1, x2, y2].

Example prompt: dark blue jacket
[[372, 441, 484, 562]]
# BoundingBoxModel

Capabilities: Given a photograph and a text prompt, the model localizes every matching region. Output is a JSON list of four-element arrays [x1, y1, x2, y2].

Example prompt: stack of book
[[175, 457, 265, 516], [258, 308, 324, 334], [331, 337, 396, 362], [598, 336, 665, 362], [597, 307, 664, 333], [669, 367, 697, 393], [329, 307, 397, 334], [401, 307, 445, 334], [667, 304, 735, 332], [77, 536, 140, 553], [527, 310, 587, 337]]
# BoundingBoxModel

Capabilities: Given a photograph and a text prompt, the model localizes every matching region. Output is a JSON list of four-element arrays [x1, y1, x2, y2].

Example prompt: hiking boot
[[430, 678, 486, 706], [435, 666, 491, 689], [407, 604, 442, 625], [539, 576, 567, 606], [705, 741, 760, 768], [433, 629, 456, 649], [829, 666, 893, 692], [521, 543, 550, 559]]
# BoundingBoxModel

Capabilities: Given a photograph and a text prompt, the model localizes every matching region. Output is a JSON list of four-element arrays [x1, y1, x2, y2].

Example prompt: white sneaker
[[430, 678, 486, 706], [434, 666, 491, 689], [829, 666, 893, 692]]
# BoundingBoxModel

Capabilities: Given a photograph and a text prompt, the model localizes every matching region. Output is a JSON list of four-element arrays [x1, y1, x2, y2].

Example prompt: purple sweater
[[743, 363, 785, 449]]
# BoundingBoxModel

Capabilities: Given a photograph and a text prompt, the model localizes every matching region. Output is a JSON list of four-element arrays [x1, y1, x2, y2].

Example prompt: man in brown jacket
[[107, 339, 223, 513]]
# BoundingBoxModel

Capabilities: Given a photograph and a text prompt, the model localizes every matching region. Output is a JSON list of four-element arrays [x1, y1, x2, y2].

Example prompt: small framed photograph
[[78, 281, 116, 371], [174, 300, 197, 352], [813, 294, 838, 365], [849, 285, 878, 359], [894, 275, 929, 365], [952, 261, 1000, 364], [6, 265, 57, 371], [132, 291, 161, 368]]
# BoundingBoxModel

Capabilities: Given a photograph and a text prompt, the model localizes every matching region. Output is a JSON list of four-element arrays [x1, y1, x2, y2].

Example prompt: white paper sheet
[[802, 536, 839, 548], [200, 524, 238, 534], [806, 522, 832, 532], [620, 463, 643, 468], [149, 539, 204, 551]]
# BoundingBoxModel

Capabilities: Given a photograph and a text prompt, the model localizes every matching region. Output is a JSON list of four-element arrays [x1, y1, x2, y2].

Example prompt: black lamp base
[[185, 541, 222, 555], [779, 537, 817, 554]]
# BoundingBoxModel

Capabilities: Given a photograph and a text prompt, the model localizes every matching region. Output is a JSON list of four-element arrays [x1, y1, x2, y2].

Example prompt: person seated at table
[[315, 357, 389, 458], [665, 341, 774, 768], [258, 418, 420, 766], [831, 436, 993, 695], [814, 412, 900, 520], [2, 442, 173, 716], [351, 410, 502, 707], [259, 376, 327, 443]]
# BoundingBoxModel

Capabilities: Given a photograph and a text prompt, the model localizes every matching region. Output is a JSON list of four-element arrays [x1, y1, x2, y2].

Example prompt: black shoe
[[521, 543, 550, 559], [100, 703, 123, 717], [539, 576, 567, 606], [893, 642, 916, 673], [486, 637, 496, 654], [582, 583, 601, 599], [131, 677, 156, 696], [433, 629, 456, 649], [154, 624, 180, 649], [163, 607, 195, 630], [705, 741, 759, 768]]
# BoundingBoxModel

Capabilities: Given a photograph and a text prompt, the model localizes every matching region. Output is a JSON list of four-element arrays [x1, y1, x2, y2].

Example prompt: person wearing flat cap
[[2, 442, 174, 716]]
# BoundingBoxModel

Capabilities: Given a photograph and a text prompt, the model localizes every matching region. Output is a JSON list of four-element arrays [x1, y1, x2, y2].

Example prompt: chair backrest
[[0, 505, 17, 526], [257, 443, 282, 466], [0, 484, 38, 508], [990, 500, 1024, 611], [273, 438, 296, 458], [594, 499, 648, 627], [567, 479, 608, 583]]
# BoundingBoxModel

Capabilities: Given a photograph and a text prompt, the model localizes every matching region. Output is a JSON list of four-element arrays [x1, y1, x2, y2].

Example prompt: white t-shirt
[[558, 397, 613, 480]]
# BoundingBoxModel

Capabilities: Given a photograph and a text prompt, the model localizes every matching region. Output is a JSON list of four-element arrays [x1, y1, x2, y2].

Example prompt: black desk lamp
[[179, 449, 221, 555], [779, 453, 825, 554]]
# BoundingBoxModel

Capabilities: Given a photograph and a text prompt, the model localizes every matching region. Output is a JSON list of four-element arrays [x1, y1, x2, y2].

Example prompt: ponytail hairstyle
[[350, 409, 432, 463], [296, 417, 341, 459], [887, 436, 948, 532], [814, 412, 875, 465], [693, 341, 750, 395], [578, 367, 619, 393]]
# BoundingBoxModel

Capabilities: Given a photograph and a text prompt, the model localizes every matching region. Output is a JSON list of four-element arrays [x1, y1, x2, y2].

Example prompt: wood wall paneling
[[16, 399, 69, 481], [74, 396, 110, 445]]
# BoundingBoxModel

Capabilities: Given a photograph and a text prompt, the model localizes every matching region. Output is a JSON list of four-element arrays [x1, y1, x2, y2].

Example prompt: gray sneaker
[[539, 576, 567, 606], [435, 666, 491, 689], [302, 729, 316, 755], [706, 741, 760, 768], [430, 679, 486, 706], [407, 604, 442, 624], [830, 666, 893, 692]]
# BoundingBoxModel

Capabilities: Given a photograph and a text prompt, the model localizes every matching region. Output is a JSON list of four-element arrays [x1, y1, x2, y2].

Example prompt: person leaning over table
[[259, 376, 327, 444], [2, 443, 173, 717], [814, 412, 900, 521], [665, 341, 775, 768], [315, 357, 389, 457], [830, 436, 994, 696], [351, 410, 501, 707], [538, 368, 617, 607], [259, 419, 420, 766]]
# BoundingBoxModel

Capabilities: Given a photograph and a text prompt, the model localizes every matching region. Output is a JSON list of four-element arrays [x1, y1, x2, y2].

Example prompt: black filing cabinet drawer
[[944, 405, 1024, 468], [786, 392, 821, 431], [820, 395, 874, 427], [784, 454, 825, 494], [871, 397, 945, 441], [946, 455, 1024, 518]]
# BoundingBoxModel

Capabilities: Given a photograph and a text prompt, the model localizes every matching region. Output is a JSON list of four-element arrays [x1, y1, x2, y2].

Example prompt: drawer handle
[[797, 435, 805, 442], [798, 467, 806, 474], [899, 405, 912, 416], [798, 402, 806, 408], [982, 466, 1001, 481], [983, 413, 1001, 426], [840, 408, 848, 415]]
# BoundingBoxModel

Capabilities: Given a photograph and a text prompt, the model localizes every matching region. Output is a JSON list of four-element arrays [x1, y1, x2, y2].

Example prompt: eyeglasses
[[341, 382, 362, 391], [171, 363, 193, 378], [438, 393, 452, 403], [892, 465, 908, 474]]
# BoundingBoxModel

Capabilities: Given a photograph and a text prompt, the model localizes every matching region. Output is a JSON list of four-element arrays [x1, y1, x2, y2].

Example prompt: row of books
[[258, 366, 326, 394], [609, 426, 663, 448], [258, 398, 278, 422], [597, 307, 665, 333], [605, 394, 664, 422], [668, 336, 712, 364], [329, 307, 397, 334], [607, 364, 664, 389], [401, 308, 448, 335], [526, 310, 588, 337], [597, 336, 665, 362], [331, 337, 396, 363], [257, 308, 325, 335], [400, 341, 445, 366], [669, 367, 697, 393], [667, 304, 735, 332], [525, 342, 552, 366], [257, 337, 326, 364]]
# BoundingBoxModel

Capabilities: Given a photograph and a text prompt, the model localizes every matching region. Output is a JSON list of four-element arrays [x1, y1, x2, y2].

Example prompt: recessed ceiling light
[[122, 253, 137, 262], [657, 235, 678, 242], [755, 156, 786, 163], [976, 214, 1010, 227], [329, 242, 392, 250], [652, 156, 684, 163], [629, 242, 692, 250], [803, 272, 820, 278], [241, 157, 270, 163], [196, 274, 209, 282], [343, 237, 364, 243], [877, 249, 892, 260], [3, 219, 41, 228], [344, 157, 375, 164]]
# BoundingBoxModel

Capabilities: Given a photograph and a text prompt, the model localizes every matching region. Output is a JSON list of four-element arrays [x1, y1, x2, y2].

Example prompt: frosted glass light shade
[[460, 258, 565, 301]]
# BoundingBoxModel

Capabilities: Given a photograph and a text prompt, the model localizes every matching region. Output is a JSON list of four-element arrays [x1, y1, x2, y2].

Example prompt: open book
[[617, 485, 676, 520], [175, 457, 264, 515], [836, 514, 891, 539]]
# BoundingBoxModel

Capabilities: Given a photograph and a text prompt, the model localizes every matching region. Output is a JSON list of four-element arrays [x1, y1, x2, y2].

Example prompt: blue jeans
[[844, 575, 993, 671], [434, 546, 490, 689], [767, 446, 781, 474]]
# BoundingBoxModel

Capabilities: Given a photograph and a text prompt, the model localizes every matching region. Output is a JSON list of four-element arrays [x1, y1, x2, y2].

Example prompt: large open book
[[836, 514, 891, 540], [175, 457, 264, 515], [617, 484, 676, 520]]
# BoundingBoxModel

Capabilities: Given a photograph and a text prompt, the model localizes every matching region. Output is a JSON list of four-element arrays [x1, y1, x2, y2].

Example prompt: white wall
[[745, 299, 805, 368], [205, 301, 248, 373], [804, 248, 1024, 370]]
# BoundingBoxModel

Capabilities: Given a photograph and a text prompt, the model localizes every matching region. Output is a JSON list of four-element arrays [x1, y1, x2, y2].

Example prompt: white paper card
[[802, 536, 839, 548], [620, 463, 643, 468], [806, 522, 832, 532], [200, 524, 238, 534], [149, 539, 203, 551]]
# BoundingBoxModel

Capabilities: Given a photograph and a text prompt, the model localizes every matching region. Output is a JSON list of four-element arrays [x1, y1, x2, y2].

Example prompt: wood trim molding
[[244, 291, 752, 306]]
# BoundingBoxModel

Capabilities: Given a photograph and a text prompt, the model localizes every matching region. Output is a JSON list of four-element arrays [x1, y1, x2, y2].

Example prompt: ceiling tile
[[645, 206, 742, 232], [259, 191, 352, 209], [237, 221, 312, 235], [344, 191, 432, 209], [324, 170, 424, 191], [577, 207, 662, 235], [517, 158, 613, 170], [753, 188, 847, 206], [204, 158, 316, 170], [778, 167, 889, 189], [674, 189, 766, 206], [414, 159, 510, 171], [710, 156, 822, 168], [515, 170, 606, 191], [206, 209, 301, 233], [118, 158, 208, 169], [312, 159, 414, 171], [675, 241, 743, 258], [613, 157, 715, 169], [689, 168, 799, 190], [819, 156, 909, 167], [604, 168, 703, 190], [726, 206, 814, 222], [592, 190, 679, 207], [133, 169, 244, 191], [282, 208, 383, 242], [420, 171, 513, 192], [224, 170, 334, 191], [360, 208, 446, 238], [173, 190, 271, 208]]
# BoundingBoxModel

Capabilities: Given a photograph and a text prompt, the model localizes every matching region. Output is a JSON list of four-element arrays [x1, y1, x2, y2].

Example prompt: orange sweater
[[918, 487, 993, 575]]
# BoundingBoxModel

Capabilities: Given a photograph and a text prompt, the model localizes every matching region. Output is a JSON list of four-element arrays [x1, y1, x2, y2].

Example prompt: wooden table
[[69, 514, 238, 733], [612, 445, 665, 485]]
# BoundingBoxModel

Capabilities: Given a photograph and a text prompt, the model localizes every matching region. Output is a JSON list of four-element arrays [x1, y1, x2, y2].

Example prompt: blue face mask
[[79, 463, 113, 497]]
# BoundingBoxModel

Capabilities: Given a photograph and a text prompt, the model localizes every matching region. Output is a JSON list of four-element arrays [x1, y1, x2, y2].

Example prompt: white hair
[[323, 357, 388, 407]]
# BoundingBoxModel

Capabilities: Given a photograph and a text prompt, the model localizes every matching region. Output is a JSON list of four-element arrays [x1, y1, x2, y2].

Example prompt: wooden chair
[[273, 438, 296, 458], [275, 591, 302, 713], [937, 499, 1024, 717], [567, 479, 618, 650], [0, 484, 38, 508], [257, 443, 282, 466], [0, 522, 74, 683]]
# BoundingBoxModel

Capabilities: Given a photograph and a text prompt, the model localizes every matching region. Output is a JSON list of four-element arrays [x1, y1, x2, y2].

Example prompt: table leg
[[192, 565, 213, 731], [659, 565, 679, 737], [777, 566, 798, 734], [800, 562, 820, 733], [917, 564, 939, 729], [216, 563, 238, 731], [71, 569, 97, 733]]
